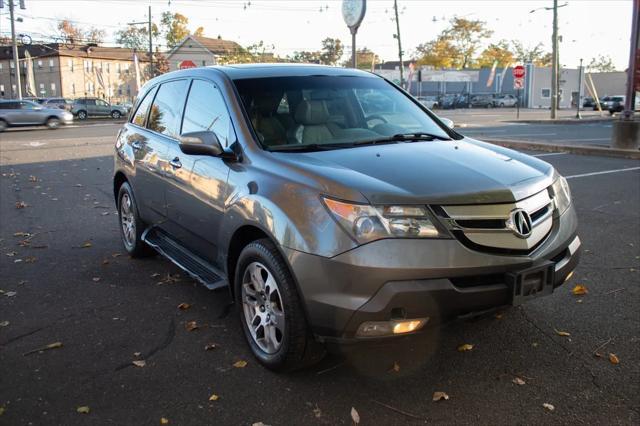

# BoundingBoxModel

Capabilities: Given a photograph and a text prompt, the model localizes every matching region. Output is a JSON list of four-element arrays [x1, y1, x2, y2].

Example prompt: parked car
[[493, 94, 518, 107], [470, 94, 495, 108], [440, 93, 470, 109], [0, 99, 73, 131], [23, 97, 47, 104], [42, 97, 74, 111], [607, 96, 626, 115], [416, 95, 439, 109], [114, 65, 580, 371], [71, 97, 128, 119], [582, 97, 595, 108]]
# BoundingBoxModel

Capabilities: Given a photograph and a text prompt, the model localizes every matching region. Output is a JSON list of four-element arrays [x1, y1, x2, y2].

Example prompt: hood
[[271, 138, 555, 205]]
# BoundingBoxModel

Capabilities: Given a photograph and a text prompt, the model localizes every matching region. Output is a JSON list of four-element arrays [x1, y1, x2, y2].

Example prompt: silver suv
[[113, 65, 580, 371], [71, 97, 128, 120]]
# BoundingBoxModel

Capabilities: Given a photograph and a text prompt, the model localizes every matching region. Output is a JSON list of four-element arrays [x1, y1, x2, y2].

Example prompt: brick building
[[0, 43, 149, 103]]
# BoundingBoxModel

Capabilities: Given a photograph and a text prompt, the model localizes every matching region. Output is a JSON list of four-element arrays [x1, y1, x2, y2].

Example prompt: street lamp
[[530, 1, 568, 119]]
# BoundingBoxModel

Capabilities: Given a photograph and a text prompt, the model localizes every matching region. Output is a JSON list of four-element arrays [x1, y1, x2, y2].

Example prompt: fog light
[[356, 318, 428, 337]]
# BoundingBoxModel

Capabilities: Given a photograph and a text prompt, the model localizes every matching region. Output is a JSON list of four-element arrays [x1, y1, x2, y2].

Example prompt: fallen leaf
[[132, 360, 146, 368], [185, 321, 199, 332], [92, 277, 101, 282], [101, 212, 110, 216], [5, 291, 17, 297], [23, 341, 63, 356], [112, 253, 122, 258], [151, 273, 161, 278], [204, 343, 217, 351], [554, 329, 571, 337], [0, 321, 9, 327], [24, 256, 37, 263], [0, 406, 4, 416], [15, 201, 27, 209], [494, 312, 503, 319], [609, 353, 620, 365], [457, 343, 474, 352], [102, 259, 110, 265], [29, 175, 38, 182], [512, 377, 526, 385], [313, 404, 322, 418], [532, 342, 539, 347], [391, 361, 400, 372], [76, 406, 90, 414], [209, 394, 219, 401], [5, 251, 17, 257], [432, 391, 449, 401], [178, 302, 191, 310], [233, 360, 248, 368], [542, 403, 555, 411], [571, 284, 588, 296], [134, 352, 142, 357], [350, 407, 360, 424], [13, 232, 30, 237], [80, 241, 92, 248], [160, 418, 169, 425]]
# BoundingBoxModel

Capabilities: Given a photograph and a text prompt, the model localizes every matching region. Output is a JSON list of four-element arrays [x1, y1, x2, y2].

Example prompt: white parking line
[[556, 138, 609, 142], [503, 133, 557, 137], [566, 167, 640, 179], [533, 152, 568, 157]]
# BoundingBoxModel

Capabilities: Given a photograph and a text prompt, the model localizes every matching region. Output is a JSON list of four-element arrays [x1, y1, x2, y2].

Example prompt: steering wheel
[[365, 114, 388, 127]]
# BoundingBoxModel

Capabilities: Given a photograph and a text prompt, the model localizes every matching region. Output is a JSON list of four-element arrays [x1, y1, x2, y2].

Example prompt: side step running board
[[142, 227, 228, 291]]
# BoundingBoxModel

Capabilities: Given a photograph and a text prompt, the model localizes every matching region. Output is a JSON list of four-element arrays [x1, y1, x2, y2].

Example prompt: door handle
[[131, 141, 142, 151], [169, 157, 182, 169]]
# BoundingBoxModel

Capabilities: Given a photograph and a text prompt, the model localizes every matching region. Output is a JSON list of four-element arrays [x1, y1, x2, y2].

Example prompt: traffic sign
[[514, 78, 524, 90], [178, 60, 197, 70], [513, 65, 525, 79]]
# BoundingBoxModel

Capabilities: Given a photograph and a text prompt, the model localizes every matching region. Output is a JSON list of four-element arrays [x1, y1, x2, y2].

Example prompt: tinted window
[[20, 101, 39, 109], [131, 86, 157, 127], [182, 80, 231, 146], [96, 99, 109, 107], [85, 99, 96, 106], [0, 102, 18, 109], [147, 80, 189, 138]]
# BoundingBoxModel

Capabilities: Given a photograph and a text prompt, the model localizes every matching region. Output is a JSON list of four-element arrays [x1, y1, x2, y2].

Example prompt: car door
[[84, 99, 97, 116], [95, 99, 110, 116], [16, 101, 41, 124], [163, 78, 234, 266]]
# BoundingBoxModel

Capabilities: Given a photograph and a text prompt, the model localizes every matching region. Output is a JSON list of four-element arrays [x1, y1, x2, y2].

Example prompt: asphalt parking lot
[[1, 124, 639, 425]]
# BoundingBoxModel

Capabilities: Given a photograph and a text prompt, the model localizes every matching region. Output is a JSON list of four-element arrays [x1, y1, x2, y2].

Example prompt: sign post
[[342, 0, 366, 68], [513, 65, 526, 119]]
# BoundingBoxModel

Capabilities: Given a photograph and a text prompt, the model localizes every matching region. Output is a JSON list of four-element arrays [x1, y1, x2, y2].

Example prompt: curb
[[500, 118, 613, 125], [484, 139, 640, 160]]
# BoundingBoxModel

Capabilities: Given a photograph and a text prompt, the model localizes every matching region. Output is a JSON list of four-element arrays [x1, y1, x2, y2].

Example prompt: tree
[[57, 20, 84, 44], [290, 50, 321, 64], [161, 12, 191, 48], [85, 27, 106, 44], [193, 26, 205, 37], [477, 40, 515, 68], [319, 38, 343, 66], [587, 55, 616, 72], [415, 36, 460, 69], [511, 41, 552, 66], [154, 51, 170, 75], [442, 17, 493, 68]]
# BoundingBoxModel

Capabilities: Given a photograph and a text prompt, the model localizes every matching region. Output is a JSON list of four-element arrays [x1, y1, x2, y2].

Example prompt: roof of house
[[167, 35, 243, 58], [0, 43, 150, 62]]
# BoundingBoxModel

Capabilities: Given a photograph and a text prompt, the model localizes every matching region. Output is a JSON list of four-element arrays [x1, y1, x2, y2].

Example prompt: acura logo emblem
[[508, 209, 533, 238]]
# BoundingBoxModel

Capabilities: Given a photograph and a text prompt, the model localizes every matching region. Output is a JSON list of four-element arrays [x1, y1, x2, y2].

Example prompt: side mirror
[[440, 117, 454, 129], [179, 131, 236, 160]]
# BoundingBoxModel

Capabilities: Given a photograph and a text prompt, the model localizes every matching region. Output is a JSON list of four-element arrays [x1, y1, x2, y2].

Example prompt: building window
[[0, 84, 4, 96], [116, 63, 121, 73], [105, 62, 110, 73], [126, 85, 131, 95], [37, 60, 43, 68], [202, 60, 206, 66], [72, 83, 76, 95], [49, 59, 54, 69], [51, 83, 56, 94], [39, 83, 45, 95], [0, 62, 3, 70], [68, 58, 74, 72], [118, 87, 122, 96], [10, 60, 15, 69], [123, 63, 130, 73], [541, 88, 551, 98], [12, 84, 16, 94]]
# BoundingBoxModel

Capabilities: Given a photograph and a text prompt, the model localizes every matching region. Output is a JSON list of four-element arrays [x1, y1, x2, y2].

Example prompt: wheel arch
[[113, 171, 128, 205]]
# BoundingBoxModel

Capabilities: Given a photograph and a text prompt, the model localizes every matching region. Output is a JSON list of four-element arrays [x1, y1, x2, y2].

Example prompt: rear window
[[147, 79, 189, 138], [131, 86, 158, 127]]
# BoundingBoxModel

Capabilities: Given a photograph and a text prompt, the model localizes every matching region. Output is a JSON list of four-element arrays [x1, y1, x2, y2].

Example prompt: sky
[[0, 0, 634, 70]]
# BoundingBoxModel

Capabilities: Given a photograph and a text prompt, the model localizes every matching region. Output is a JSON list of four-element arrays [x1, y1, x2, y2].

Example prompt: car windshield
[[233, 75, 452, 151]]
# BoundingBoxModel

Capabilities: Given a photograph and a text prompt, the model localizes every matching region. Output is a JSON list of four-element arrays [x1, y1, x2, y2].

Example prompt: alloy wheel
[[241, 261, 285, 354], [119, 193, 136, 249]]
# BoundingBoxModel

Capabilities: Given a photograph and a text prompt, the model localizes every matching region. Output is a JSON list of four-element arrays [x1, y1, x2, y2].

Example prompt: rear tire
[[235, 238, 324, 371], [111, 110, 122, 119], [117, 182, 155, 258], [0, 119, 7, 132], [46, 117, 61, 129], [77, 110, 87, 120]]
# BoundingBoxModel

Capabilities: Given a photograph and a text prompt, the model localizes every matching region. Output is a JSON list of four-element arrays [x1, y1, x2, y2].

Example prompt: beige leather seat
[[251, 95, 287, 146], [291, 100, 334, 144]]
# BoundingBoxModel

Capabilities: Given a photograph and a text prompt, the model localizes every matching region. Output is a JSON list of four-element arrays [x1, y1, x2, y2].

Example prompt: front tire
[[235, 239, 324, 371], [46, 117, 60, 129], [117, 182, 154, 258], [0, 119, 7, 132], [111, 110, 122, 119], [77, 110, 87, 120]]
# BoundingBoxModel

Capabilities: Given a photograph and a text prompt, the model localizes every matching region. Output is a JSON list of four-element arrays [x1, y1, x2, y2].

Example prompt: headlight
[[551, 176, 571, 214], [322, 197, 446, 244]]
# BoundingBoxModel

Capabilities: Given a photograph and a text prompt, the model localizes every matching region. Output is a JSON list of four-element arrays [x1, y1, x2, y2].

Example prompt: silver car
[[71, 97, 128, 120], [0, 99, 73, 131], [113, 65, 580, 371]]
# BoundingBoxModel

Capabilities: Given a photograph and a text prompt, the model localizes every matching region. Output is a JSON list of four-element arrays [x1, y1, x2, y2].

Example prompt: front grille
[[455, 219, 505, 229], [531, 204, 551, 222], [450, 273, 504, 288]]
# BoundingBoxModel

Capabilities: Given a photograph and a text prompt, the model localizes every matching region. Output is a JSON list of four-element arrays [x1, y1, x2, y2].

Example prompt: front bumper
[[285, 205, 580, 342]]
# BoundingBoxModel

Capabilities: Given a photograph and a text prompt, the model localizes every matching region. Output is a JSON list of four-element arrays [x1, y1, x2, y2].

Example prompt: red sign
[[512, 65, 525, 79], [178, 60, 197, 70], [514, 78, 524, 90]]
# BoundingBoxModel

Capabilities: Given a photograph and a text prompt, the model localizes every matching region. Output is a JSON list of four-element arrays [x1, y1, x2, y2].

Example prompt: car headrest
[[295, 100, 329, 125], [253, 93, 282, 115]]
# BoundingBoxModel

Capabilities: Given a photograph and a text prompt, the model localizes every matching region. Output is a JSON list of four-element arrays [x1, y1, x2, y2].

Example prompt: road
[[441, 109, 615, 147], [1, 124, 639, 425]]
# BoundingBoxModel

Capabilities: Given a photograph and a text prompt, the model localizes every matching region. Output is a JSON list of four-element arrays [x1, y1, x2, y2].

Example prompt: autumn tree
[[443, 17, 493, 68], [290, 50, 321, 64], [161, 12, 191, 48], [415, 36, 460, 69], [57, 20, 83, 44], [116, 25, 159, 51], [587, 55, 616, 72], [319, 38, 344, 66], [477, 40, 515, 68], [511, 41, 552, 66], [193, 26, 205, 37]]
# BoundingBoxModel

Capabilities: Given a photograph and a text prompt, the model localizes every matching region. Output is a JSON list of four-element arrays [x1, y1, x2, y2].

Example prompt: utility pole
[[148, 5, 153, 78], [393, 0, 404, 87], [9, 0, 23, 99], [550, 0, 558, 119], [622, 0, 638, 120], [575, 58, 583, 119]]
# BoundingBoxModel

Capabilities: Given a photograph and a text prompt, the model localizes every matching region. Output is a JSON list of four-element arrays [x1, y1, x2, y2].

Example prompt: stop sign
[[178, 60, 197, 70], [513, 65, 525, 79]]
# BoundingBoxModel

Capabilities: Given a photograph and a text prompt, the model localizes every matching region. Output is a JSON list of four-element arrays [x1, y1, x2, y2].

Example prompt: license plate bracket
[[507, 262, 555, 305]]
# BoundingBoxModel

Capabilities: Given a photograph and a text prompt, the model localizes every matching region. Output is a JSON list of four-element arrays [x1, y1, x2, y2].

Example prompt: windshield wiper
[[267, 143, 354, 152], [353, 132, 451, 147]]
